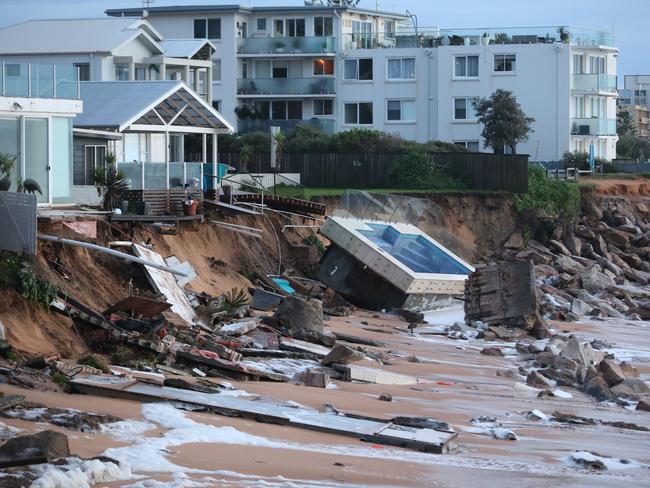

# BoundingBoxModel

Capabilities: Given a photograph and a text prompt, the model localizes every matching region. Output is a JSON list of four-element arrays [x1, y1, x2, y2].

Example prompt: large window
[[135, 65, 147, 80], [387, 100, 416, 122], [256, 18, 267, 31], [344, 59, 373, 80], [454, 140, 480, 152], [213, 60, 222, 81], [454, 97, 478, 120], [194, 18, 221, 39], [272, 100, 302, 120], [313, 59, 334, 75], [573, 53, 584, 74], [387, 58, 415, 80], [274, 18, 305, 37], [313, 99, 333, 116], [115, 64, 129, 81], [589, 55, 606, 74], [494, 54, 516, 72], [314, 17, 333, 37], [344, 102, 373, 124], [74, 63, 90, 81], [454, 55, 479, 78], [76, 145, 106, 186], [272, 61, 288, 78]]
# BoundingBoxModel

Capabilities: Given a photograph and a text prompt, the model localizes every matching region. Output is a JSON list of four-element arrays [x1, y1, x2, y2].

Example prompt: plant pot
[[183, 200, 198, 216], [120, 200, 129, 214]]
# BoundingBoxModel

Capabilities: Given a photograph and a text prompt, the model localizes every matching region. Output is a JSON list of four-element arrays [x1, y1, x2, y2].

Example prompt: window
[[135, 65, 147, 80], [589, 55, 606, 74], [384, 20, 395, 38], [314, 17, 333, 37], [115, 64, 129, 80], [275, 18, 305, 37], [352, 20, 372, 49], [271, 101, 302, 120], [77, 145, 106, 186], [454, 97, 478, 120], [573, 96, 585, 118], [344, 102, 373, 124], [454, 141, 480, 152], [213, 60, 222, 81], [573, 53, 584, 74], [257, 18, 267, 31], [212, 100, 222, 112], [494, 54, 516, 72], [454, 55, 479, 77], [314, 99, 333, 116], [313, 59, 334, 75], [194, 18, 221, 39], [386, 100, 416, 122], [74, 63, 90, 81], [344, 59, 373, 80], [387, 58, 415, 80], [5, 63, 21, 77], [272, 61, 288, 78]]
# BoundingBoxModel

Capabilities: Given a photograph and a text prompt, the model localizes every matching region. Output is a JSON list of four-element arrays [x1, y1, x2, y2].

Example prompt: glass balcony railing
[[0, 62, 79, 99], [571, 74, 617, 93], [238, 118, 335, 135], [237, 36, 336, 55], [237, 77, 335, 96], [117, 161, 204, 190], [571, 118, 617, 136], [342, 26, 614, 50]]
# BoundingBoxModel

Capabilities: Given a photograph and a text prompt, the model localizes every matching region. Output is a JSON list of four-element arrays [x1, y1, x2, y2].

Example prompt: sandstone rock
[[563, 234, 583, 256], [617, 252, 643, 269], [516, 250, 550, 265], [549, 239, 571, 256], [610, 379, 650, 400], [595, 301, 624, 319], [527, 370, 555, 388], [634, 202, 648, 214], [555, 255, 584, 274], [624, 268, 650, 285], [620, 361, 640, 379], [561, 338, 604, 367], [321, 344, 364, 366], [603, 229, 630, 249], [0, 430, 70, 463], [274, 296, 323, 334], [636, 400, 650, 412], [575, 225, 596, 240], [378, 392, 393, 402], [583, 373, 616, 402], [583, 201, 603, 220], [617, 224, 640, 235], [597, 359, 626, 386], [570, 299, 592, 316], [580, 268, 615, 293], [591, 234, 609, 258], [504, 231, 524, 250], [535, 264, 558, 279], [496, 369, 520, 379], [481, 347, 504, 357]]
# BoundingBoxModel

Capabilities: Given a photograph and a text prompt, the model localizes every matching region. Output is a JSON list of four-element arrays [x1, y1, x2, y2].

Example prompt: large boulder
[[0, 430, 70, 465], [549, 239, 571, 256], [580, 268, 615, 293], [583, 201, 603, 221], [321, 344, 364, 366], [597, 359, 626, 386], [504, 231, 524, 250], [274, 296, 323, 334], [603, 229, 630, 249]]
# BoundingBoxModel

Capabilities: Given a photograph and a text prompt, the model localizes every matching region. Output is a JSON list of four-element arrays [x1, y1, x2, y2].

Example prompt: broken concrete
[[274, 296, 324, 334], [321, 344, 365, 366]]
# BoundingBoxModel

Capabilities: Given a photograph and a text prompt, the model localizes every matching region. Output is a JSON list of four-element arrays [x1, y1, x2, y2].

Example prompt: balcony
[[342, 26, 614, 50], [237, 36, 336, 56], [571, 74, 617, 93], [237, 77, 335, 96], [1, 62, 79, 99], [117, 161, 204, 190], [238, 118, 335, 135], [571, 118, 617, 136]]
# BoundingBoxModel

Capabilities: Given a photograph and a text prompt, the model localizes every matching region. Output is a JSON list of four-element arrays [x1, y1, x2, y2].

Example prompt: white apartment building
[[107, 4, 618, 160]]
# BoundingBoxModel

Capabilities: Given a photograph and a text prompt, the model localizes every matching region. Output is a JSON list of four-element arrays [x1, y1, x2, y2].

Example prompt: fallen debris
[[0, 430, 70, 468], [320, 344, 365, 366]]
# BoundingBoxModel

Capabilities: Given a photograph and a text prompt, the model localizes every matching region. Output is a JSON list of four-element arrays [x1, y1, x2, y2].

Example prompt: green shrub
[[514, 166, 580, 220], [304, 235, 326, 254], [0, 251, 58, 308], [602, 162, 617, 173], [78, 354, 110, 373], [388, 149, 467, 190]]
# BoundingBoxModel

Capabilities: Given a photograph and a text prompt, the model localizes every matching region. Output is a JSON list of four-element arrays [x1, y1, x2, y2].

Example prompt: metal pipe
[[38, 234, 189, 277]]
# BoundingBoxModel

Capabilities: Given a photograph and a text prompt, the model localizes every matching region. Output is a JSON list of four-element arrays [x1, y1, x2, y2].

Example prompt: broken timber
[[70, 375, 457, 454]]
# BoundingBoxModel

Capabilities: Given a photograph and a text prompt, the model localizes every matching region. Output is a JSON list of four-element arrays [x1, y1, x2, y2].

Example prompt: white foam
[[564, 451, 642, 471], [31, 458, 132, 488]]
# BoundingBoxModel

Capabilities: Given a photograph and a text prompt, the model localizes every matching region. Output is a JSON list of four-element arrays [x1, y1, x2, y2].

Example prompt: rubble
[[274, 296, 324, 334], [0, 430, 69, 468], [321, 344, 365, 366]]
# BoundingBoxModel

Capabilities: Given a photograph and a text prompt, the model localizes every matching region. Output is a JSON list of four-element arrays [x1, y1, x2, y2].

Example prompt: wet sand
[[1, 311, 649, 487]]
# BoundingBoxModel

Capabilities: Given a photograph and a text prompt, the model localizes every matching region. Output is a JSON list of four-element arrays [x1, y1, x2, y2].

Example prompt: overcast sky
[[1, 0, 647, 77]]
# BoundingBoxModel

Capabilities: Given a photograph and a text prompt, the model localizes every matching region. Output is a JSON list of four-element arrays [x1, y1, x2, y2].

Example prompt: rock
[[595, 301, 624, 319], [504, 231, 524, 250], [624, 268, 650, 285], [569, 452, 606, 471], [583, 201, 603, 220], [620, 362, 640, 379], [583, 373, 616, 402], [298, 370, 330, 388], [596, 257, 622, 276], [218, 319, 258, 337], [321, 344, 364, 366], [274, 296, 323, 334], [617, 252, 643, 269], [378, 392, 393, 402], [591, 234, 609, 257], [635, 202, 648, 214], [575, 225, 596, 240], [570, 299, 592, 316], [636, 400, 650, 412], [555, 255, 584, 274], [481, 347, 504, 357], [563, 234, 583, 256], [450, 322, 474, 333], [597, 360, 626, 386], [560, 338, 604, 367], [617, 224, 640, 235], [610, 379, 650, 400], [395, 309, 425, 324], [580, 268, 615, 293], [535, 264, 559, 279], [406, 354, 421, 363], [0, 430, 70, 465], [515, 250, 550, 265], [603, 229, 629, 249], [496, 369, 520, 379], [526, 371, 555, 389], [488, 326, 529, 340], [549, 239, 571, 256]]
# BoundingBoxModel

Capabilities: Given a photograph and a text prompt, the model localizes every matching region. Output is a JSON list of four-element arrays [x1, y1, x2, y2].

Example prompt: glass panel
[[144, 163, 166, 190], [194, 19, 206, 39], [84, 146, 95, 185], [169, 134, 183, 162], [344, 60, 357, 79], [402, 101, 416, 121], [359, 103, 373, 124], [387, 60, 400, 79], [0, 117, 20, 190], [168, 162, 184, 188], [118, 162, 142, 189], [24, 118, 48, 204], [387, 100, 401, 120], [454, 57, 466, 77], [56, 64, 78, 99], [271, 101, 287, 120], [454, 98, 466, 119], [467, 56, 479, 76], [359, 59, 373, 80], [4, 63, 28, 97], [186, 162, 203, 191], [31, 64, 54, 98], [344, 104, 357, 124], [287, 100, 302, 119], [51, 117, 72, 202], [402, 58, 415, 78], [257, 18, 267, 31], [467, 141, 480, 152], [207, 18, 221, 39], [123, 133, 140, 162], [213, 60, 222, 81]]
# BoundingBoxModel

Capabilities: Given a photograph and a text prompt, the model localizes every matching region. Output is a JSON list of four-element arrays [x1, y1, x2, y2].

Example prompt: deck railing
[[117, 161, 204, 191], [0, 62, 79, 99]]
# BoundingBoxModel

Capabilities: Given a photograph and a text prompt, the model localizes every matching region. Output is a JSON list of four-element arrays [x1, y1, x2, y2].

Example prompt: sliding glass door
[[24, 118, 49, 204]]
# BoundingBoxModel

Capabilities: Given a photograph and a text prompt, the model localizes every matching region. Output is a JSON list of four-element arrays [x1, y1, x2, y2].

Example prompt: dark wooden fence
[[218, 152, 529, 193]]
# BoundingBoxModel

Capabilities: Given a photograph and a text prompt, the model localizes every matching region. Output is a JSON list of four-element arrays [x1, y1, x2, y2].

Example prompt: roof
[[160, 39, 216, 59], [75, 81, 233, 133], [0, 18, 163, 55], [106, 4, 408, 19]]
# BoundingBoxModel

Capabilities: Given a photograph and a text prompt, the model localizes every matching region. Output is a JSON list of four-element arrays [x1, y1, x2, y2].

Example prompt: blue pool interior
[[357, 223, 471, 275]]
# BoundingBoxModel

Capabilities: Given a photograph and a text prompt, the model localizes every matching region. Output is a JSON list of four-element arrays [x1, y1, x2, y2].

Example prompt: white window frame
[[313, 99, 334, 116], [213, 59, 222, 82], [273, 18, 306, 37], [81, 145, 106, 186], [589, 55, 606, 74], [454, 140, 480, 152], [344, 102, 373, 125], [493, 54, 516, 73], [386, 58, 416, 81], [386, 99, 416, 123], [453, 97, 479, 121], [313, 59, 334, 76], [343, 58, 373, 81], [573, 53, 584, 75], [454, 55, 479, 79]]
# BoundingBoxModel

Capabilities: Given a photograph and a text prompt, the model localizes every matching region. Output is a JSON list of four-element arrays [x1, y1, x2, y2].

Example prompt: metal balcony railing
[[237, 77, 335, 96], [0, 62, 79, 99], [571, 74, 617, 93], [570, 118, 617, 136], [237, 36, 336, 55]]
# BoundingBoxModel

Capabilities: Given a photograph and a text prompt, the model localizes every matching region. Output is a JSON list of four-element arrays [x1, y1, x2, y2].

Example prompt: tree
[[617, 134, 649, 161], [617, 109, 636, 137], [473, 89, 535, 154], [323, 0, 360, 6]]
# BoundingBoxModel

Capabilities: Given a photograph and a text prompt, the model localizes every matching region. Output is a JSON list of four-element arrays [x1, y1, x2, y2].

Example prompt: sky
[[0, 0, 648, 77]]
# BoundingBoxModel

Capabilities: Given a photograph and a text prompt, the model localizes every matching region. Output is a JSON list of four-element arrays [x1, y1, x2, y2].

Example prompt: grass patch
[[514, 166, 580, 220], [271, 186, 505, 199]]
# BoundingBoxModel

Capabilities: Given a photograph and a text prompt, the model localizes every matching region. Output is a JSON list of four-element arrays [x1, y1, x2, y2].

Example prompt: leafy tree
[[617, 134, 650, 161], [473, 89, 535, 155], [388, 148, 466, 190], [617, 109, 636, 137]]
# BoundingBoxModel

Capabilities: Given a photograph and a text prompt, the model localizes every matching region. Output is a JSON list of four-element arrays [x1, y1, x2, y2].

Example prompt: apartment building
[[107, 4, 618, 160], [618, 103, 650, 139]]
